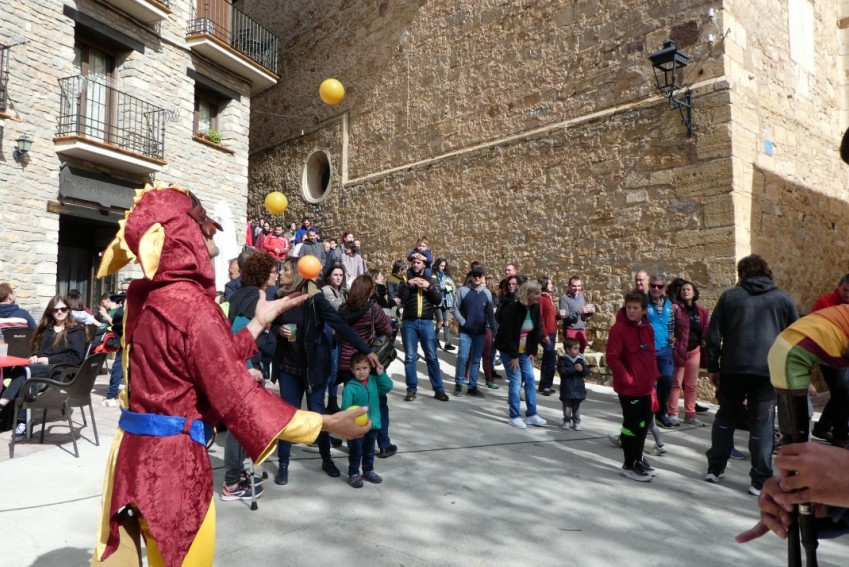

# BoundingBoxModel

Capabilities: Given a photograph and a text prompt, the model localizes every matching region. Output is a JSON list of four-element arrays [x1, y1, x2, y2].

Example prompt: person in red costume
[[91, 183, 369, 567]]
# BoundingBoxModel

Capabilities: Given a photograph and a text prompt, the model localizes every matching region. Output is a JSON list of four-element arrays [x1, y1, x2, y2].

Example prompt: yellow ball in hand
[[347, 405, 369, 427]]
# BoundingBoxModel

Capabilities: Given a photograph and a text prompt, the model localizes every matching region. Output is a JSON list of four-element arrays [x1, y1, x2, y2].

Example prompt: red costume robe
[[94, 186, 321, 566]]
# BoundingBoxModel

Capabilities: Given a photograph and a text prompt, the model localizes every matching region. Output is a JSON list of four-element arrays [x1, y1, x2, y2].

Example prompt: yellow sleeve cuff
[[254, 410, 323, 464]]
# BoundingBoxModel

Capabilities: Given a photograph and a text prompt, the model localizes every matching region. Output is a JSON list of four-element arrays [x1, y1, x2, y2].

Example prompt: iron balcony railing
[[0, 44, 10, 113], [57, 75, 166, 160], [187, 0, 279, 74]]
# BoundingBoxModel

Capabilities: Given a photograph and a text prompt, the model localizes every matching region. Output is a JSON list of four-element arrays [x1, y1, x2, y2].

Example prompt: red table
[[0, 356, 31, 368]]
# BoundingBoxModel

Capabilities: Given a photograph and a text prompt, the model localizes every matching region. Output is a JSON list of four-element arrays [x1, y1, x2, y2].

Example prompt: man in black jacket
[[704, 254, 798, 496], [399, 254, 449, 402]]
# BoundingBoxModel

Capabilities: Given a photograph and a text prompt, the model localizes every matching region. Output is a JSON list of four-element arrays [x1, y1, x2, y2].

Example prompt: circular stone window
[[301, 150, 332, 203]]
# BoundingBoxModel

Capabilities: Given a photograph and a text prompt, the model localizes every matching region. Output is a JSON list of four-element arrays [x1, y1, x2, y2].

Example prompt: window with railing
[[187, 0, 279, 74], [57, 75, 166, 160]]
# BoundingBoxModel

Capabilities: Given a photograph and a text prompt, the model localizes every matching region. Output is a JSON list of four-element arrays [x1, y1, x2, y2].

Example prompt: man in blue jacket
[[452, 266, 497, 398], [646, 274, 676, 428]]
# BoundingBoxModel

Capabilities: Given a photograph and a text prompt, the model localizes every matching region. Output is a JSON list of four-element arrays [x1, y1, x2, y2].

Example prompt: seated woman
[[0, 296, 87, 436]]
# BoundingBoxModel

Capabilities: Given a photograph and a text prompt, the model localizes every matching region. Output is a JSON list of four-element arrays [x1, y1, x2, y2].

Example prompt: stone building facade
[[0, 0, 278, 313], [248, 0, 849, 346]]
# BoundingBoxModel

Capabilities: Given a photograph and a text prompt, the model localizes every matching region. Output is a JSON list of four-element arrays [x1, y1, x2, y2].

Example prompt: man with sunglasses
[[92, 185, 369, 567], [452, 266, 497, 398], [646, 274, 677, 428]]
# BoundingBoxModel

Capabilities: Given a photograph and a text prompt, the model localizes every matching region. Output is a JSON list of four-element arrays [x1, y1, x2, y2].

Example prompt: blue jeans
[[455, 332, 485, 389], [327, 342, 339, 397], [276, 370, 331, 465], [348, 429, 378, 476], [655, 346, 674, 419], [106, 348, 123, 399], [402, 319, 444, 393], [500, 352, 538, 419]]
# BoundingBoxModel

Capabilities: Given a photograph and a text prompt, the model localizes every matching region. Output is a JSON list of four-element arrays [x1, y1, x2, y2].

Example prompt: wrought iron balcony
[[55, 75, 167, 174], [186, 0, 280, 92]]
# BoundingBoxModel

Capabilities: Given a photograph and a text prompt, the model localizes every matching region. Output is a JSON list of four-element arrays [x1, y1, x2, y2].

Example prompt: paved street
[[2, 347, 848, 566]]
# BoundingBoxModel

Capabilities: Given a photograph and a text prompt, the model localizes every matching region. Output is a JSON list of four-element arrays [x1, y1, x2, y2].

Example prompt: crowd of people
[[3, 210, 849, 550]]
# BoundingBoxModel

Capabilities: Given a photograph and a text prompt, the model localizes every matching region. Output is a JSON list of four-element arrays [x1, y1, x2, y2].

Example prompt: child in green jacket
[[342, 352, 393, 488]]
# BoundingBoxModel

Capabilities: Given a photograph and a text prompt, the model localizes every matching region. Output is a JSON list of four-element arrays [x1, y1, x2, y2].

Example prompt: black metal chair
[[10, 352, 107, 458]]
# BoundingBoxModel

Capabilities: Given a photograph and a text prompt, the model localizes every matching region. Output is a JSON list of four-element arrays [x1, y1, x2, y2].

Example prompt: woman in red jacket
[[668, 280, 710, 427], [537, 277, 559, 396], [606, 290, 659, 482]]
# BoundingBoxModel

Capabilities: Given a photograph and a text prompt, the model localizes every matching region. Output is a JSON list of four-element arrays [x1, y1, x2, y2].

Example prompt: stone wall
[[724, 0, 849, 310], [1, 1, 257, 313]]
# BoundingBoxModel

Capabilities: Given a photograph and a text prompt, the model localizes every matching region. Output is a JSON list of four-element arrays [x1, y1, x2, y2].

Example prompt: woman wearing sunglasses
[[0, 295, 86, 436]]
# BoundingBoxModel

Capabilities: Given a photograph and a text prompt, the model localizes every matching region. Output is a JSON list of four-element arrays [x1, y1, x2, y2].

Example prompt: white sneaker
[[525, 414, 547, 427], [102, 398, 119, 407], [561, 421, 571, 430], [572, 423, 583, 431], [509, 417, 527, 429], [14, 423, 26, 437]]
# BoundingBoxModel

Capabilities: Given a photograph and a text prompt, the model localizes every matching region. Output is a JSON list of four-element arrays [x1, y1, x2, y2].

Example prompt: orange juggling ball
[[297, 255, 323, 280]]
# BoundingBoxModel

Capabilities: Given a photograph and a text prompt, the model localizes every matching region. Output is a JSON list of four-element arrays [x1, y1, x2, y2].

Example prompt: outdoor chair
[[10, 352, 107, 458]]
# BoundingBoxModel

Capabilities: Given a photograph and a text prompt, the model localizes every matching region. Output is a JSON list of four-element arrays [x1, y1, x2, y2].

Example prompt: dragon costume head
[[97, 183, 223, 343]]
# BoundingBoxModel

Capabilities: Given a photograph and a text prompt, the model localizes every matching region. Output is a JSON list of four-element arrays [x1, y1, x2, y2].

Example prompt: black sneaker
[[377, 444, 397, 458], [348, 474, 364, 488], [812, 423, 833, 442], [466, 387, 485, 398], [454, 385, 463, 396], [274, 465, 289, 486], [640, 457, 658, 477], [695, 402, 710, 413], [221, 480, 264, 501], [434, 390, 450, 401], [620, 461, 652, 482], [404, 391, 417, 402], [322, 460, 341, 478], [704, 469, 725, 483], [239, 468, 263, 487], [362, 470, 383, 484], [443, 343, 456, 352], [539, 388, 554, 396]]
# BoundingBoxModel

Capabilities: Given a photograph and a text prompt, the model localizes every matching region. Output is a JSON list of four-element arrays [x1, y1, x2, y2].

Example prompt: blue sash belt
[[119, 408, 213, 447]]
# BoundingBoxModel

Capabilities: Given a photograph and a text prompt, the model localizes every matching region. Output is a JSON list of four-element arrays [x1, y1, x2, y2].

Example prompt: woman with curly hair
[[0, 296, 86, 436]]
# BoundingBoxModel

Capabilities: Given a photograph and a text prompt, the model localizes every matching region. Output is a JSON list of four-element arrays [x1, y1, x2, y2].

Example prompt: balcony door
[[197, 0, 232, 41], [73, 44, 115, 142]]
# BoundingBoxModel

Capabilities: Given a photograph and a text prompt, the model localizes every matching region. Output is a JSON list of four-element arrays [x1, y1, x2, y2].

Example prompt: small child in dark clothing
[[342, 352, 394, 488], [558, 337, 591, 430], [405, 238, 433, 279]]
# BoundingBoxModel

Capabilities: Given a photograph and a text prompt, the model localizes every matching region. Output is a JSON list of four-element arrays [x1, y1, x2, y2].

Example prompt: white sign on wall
[[788, 0, 815, 74]]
